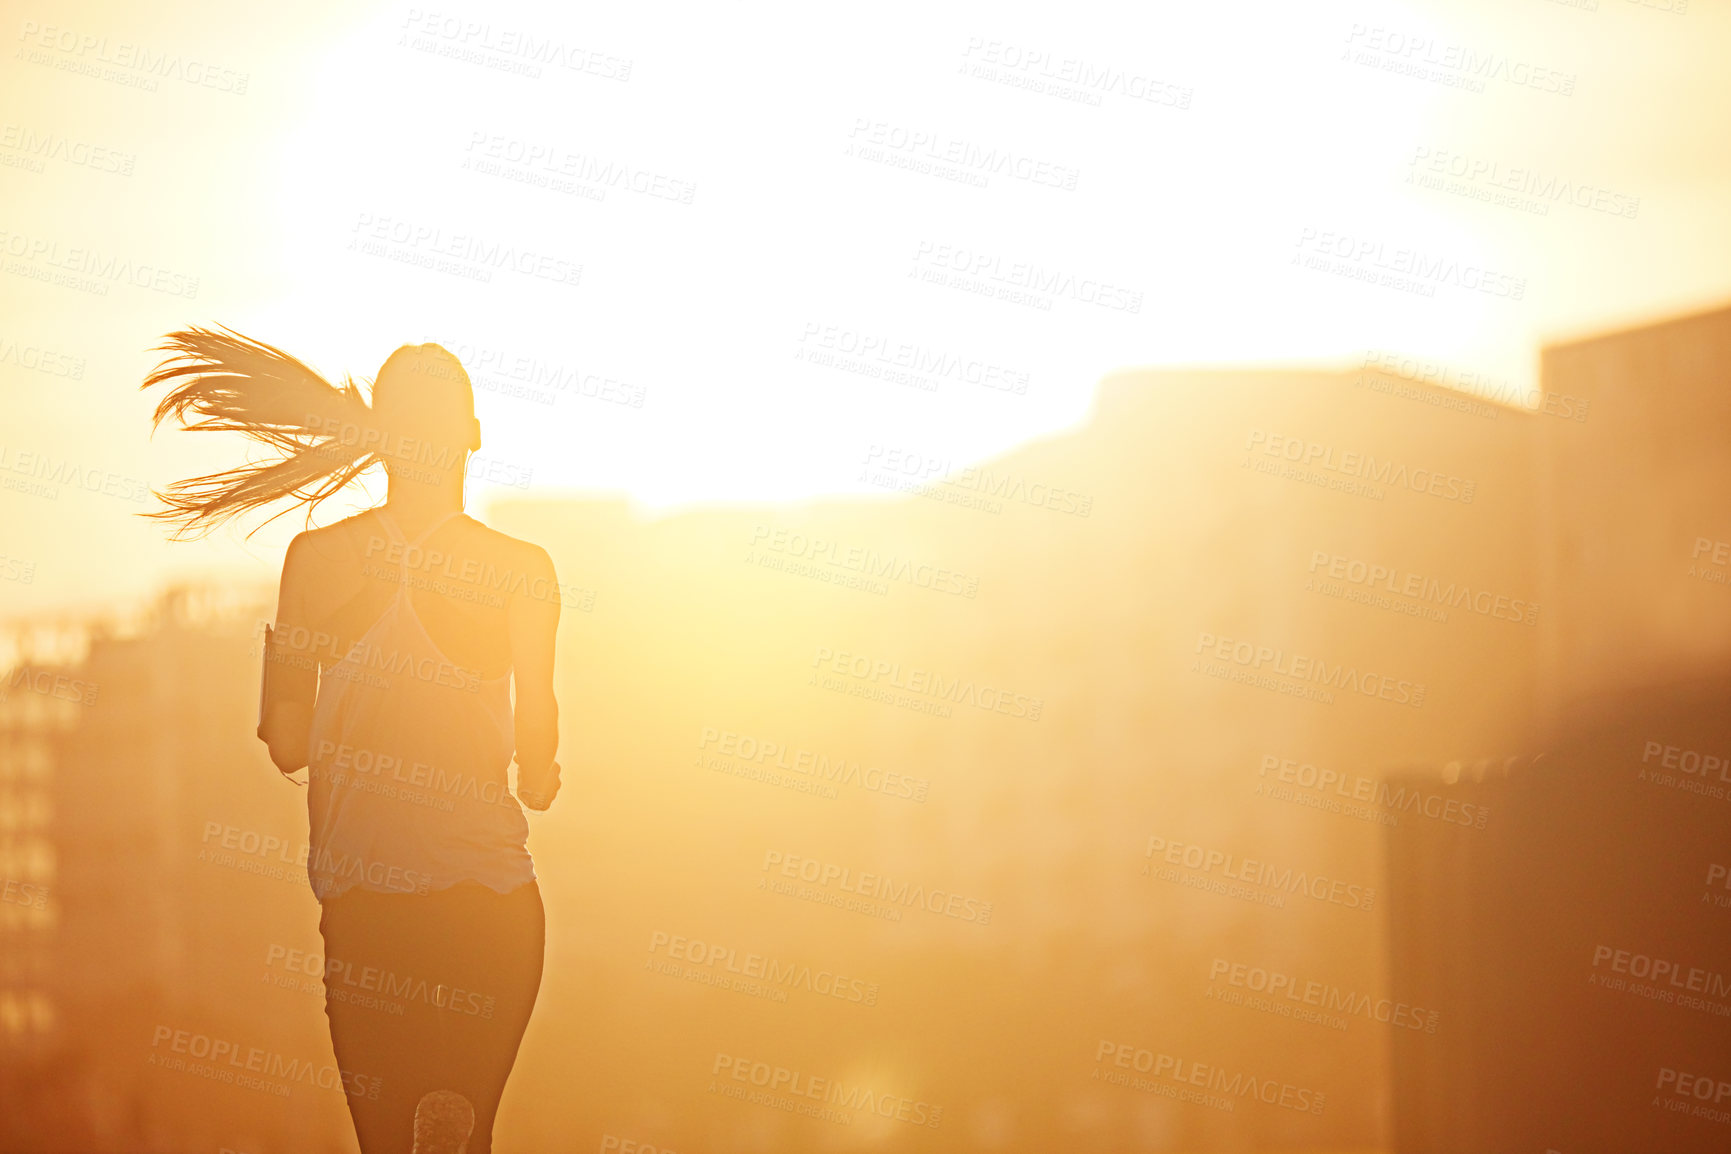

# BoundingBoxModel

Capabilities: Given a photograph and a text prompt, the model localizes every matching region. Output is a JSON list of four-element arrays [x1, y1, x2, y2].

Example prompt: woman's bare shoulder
[[285, 512, 381, 565], [456, 517, 556, 576]]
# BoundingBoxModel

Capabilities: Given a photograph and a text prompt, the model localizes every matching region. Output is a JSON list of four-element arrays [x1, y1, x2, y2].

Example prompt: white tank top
[[304, 509, 535, 902]]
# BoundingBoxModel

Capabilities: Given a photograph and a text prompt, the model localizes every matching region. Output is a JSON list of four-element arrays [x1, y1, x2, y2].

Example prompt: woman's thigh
[[318, 882, 544, 1154]]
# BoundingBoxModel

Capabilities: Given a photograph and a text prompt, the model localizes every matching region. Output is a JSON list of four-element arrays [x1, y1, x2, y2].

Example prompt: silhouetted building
[[2, 587, 357, 1153], [1384, 306, 1731, 1154]]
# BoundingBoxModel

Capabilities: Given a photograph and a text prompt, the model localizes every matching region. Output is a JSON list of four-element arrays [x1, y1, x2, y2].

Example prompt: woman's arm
[[509, 543, 562, 810], [259, 534, 320, 774]]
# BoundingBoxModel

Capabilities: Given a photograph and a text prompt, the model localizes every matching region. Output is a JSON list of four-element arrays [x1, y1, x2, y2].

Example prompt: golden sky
[[3, 0, 1729, 615]]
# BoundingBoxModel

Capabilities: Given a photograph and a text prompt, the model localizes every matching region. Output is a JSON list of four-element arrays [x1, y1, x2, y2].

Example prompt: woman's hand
[[517, 761, 561, 812]]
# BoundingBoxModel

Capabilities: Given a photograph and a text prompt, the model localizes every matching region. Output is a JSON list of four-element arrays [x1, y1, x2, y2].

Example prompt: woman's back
[[287, 508, 542, 679], [288, 507, 549, 901]]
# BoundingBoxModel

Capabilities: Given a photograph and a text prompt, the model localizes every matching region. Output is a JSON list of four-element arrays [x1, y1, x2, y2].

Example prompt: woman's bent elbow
[[263, 730, 308, 774]]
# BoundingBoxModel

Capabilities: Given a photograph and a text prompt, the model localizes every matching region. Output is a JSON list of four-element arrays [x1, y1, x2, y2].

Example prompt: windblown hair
[[142, 326, 471, 539]]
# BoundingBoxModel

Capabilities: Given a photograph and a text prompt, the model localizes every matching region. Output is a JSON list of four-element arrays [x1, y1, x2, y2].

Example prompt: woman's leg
[[423, 881, 545, 1154], [318, 888, 444, 1154], [318, 882, 545, 1154]]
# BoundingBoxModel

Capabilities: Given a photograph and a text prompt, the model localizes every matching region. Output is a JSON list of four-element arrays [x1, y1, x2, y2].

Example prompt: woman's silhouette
[[144, 328, 561, 1154]]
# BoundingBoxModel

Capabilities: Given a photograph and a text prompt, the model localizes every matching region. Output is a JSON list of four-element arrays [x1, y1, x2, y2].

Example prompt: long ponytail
[[142, 326, 388, 538]]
